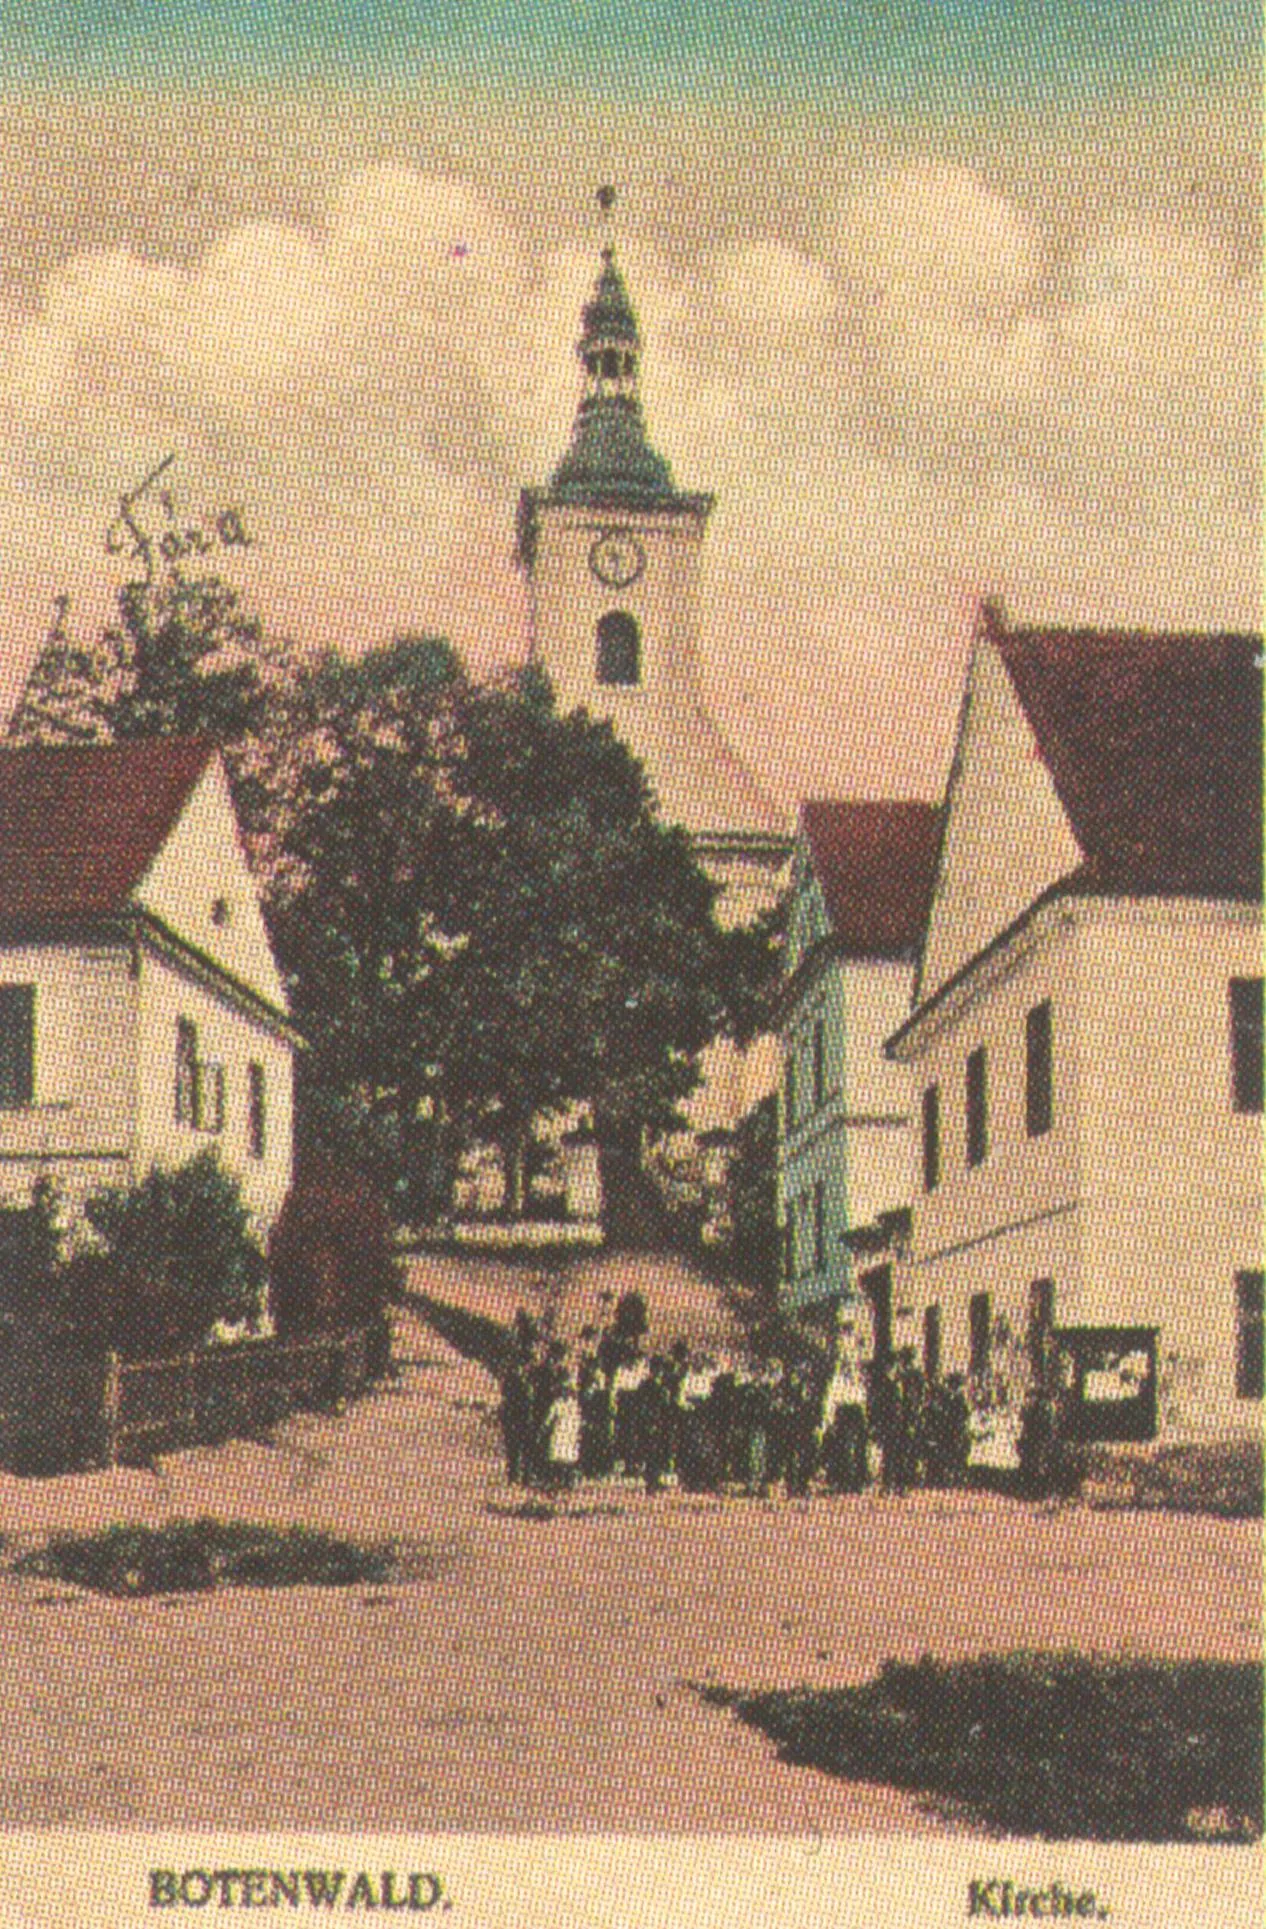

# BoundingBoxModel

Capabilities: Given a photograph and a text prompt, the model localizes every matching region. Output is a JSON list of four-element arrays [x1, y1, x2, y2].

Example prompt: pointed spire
[[546, 187, 680, 507]]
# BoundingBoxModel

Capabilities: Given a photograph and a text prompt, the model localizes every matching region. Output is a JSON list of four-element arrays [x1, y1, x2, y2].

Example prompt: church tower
[[517, 196, 790, 938]]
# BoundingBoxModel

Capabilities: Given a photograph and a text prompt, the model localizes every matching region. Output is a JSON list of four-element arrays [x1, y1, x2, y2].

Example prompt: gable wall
[[133, 759, 287, 1013], [920, 638, 1082, 1000]]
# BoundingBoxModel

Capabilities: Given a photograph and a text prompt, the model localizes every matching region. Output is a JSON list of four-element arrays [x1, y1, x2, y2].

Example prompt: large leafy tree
[[275, 654, 775, 1217]]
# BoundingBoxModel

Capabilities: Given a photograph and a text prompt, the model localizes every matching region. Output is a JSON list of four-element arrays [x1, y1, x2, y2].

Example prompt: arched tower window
[[596, 610, 641, 686]]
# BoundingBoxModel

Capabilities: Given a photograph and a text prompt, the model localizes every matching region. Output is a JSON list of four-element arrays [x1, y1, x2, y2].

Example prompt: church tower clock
[[516, 194, 790, 941]]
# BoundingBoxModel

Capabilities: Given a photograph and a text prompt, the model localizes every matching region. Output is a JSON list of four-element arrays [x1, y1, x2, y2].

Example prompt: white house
[[886, 605, 1263, 1442], [778, 800, 940, 1312], [0, 739, 296, 1236]]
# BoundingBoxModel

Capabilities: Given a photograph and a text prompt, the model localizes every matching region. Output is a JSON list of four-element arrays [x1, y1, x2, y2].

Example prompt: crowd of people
[[496, 1300, 975, 1500]]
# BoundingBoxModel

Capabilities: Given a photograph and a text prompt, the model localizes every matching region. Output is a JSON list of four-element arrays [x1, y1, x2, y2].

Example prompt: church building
[[516, 217, 791, 1132]]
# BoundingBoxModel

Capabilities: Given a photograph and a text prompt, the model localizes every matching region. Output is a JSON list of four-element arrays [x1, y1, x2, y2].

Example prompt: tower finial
[[597, 185, 617, 259]]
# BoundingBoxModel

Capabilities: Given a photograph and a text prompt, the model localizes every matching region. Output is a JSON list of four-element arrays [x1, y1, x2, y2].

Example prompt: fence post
[[103, 1350, 121, 1470]]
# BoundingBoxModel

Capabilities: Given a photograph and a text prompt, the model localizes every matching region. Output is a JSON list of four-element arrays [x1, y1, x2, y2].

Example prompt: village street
[[0, 1270, 1259, 1834]]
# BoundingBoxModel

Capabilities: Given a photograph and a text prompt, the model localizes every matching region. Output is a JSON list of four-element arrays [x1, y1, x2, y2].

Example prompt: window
[[813, 1179, 826, 1274], [969, 1291, 992, 1381], [1230, 978, 1263, 1114], [1025, 1000, 1053, 1138], [922, 1084, 941, 1192], [1235, 1272, 1264, 1400], [812, 1019, 825, 1111], [965, 1046, 988, 1168], [784, 1047, 797, 1130], [0, 985, 35, 1107], [175, 1018, 224, 1133], [595, 610, 640, 686], [175, 1018, 199, 1126], [247, 1062, 266, 1160], [923, 1303, 942, 1382], [782, 1216, 794, 1284]]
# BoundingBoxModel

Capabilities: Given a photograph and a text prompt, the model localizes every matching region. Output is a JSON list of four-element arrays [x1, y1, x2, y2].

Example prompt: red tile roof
[[0, 738, 215, 928], [799, 800, 941, 960], [988, 614, 1263, 900]]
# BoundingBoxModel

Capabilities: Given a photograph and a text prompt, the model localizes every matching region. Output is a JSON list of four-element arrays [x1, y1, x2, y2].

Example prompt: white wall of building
[[901, 899, 1263, 1437], [0, 943, 135, 1217], [920, 638, 1082, 1002], [135, 946, 294, 1234], [1076, 902, 1262, 1435]]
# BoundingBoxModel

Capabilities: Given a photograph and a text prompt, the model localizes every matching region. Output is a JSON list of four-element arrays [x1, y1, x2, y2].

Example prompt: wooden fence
[[0, 1327, 375, 1474]]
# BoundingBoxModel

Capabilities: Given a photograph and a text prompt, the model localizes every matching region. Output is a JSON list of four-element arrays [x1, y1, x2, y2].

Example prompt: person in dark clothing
[[892, 1349, 926, 1493], [822, 1400, 869, 1492], [775, 1365, 816, 1496], [922, 1372, 970, 1487], [526, 1339, 567, 1487], [641, 1356, 677, 1494], [499, 1343, 533, 1486], [870, 1356, 905, 1495], [578, 1352, 613, 1478]]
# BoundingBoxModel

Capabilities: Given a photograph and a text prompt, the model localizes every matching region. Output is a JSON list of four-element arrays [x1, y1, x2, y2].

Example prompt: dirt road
[[0, 1306, 1258, 1831]]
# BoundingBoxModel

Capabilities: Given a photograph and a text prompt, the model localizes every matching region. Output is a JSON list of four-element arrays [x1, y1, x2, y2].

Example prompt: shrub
[[19, 1519, 400, 1596], [60, 1154, 266, 1358], [708, 1653, 1263, 1841], [268, 1160, 399, 1352]]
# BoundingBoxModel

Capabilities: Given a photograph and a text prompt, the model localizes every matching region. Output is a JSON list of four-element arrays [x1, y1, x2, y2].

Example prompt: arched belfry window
[[596, 610, 641, 686]]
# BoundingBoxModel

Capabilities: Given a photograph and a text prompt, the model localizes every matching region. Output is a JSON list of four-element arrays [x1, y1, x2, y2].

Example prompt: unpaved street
[[0, 1303, 1259, 1832]]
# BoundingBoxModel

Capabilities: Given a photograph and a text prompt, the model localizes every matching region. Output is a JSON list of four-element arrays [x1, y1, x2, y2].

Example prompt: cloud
[[0, 109, 1258, 807]]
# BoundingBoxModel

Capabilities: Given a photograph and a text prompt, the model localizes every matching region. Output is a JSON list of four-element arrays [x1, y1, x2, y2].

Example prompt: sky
[[0, 1, 1258, 804]]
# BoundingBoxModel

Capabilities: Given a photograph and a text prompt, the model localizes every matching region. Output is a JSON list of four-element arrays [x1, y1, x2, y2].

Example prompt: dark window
[[175, 1018, 199, 1126], [812, 1019, 825, 1111], [813, 1179, 826, 1273], [922, 1084, 941, 1192], [601, 347, 620, 380], [969, 1291, 992, 1381], [1230, 978, 1263, 1113], [1236, 1272, 1264, 1400], [595, 610, 640, 686], [1025, 1000, 1053, 1137], [782, 1216, 794, 1284], [247, 1062, 266, 1160], [923, 1303, 942, 1382], [1028, 1278, 1055, 1385], [785, 1048, 797, 1129], [965, 1046, 988, 1168], [0, 985, 35, 1108]]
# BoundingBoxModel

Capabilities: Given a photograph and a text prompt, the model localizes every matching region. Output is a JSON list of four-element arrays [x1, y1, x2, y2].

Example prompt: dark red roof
[[989, 614, 1263, 900], [800, 800, 941, 959], [0, 738, 215, 927]]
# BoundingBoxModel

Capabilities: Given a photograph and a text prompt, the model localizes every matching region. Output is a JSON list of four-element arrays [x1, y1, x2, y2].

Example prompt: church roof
[[530, 243, 708, 520], [581, 249, 640, 346], [548, 395, 681, 508], [0, 737, 215, 928], [988, 610, 1262, 900], [800, 800, 942, 960]]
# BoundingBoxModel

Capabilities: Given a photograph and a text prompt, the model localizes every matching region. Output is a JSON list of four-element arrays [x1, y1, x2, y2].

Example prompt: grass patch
[[18, 1519, 403, 1597], [703, 1654, 1263, 1841]]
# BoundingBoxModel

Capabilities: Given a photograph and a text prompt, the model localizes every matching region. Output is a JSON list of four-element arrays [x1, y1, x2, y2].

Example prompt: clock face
[[589, 531, 645, 589]]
